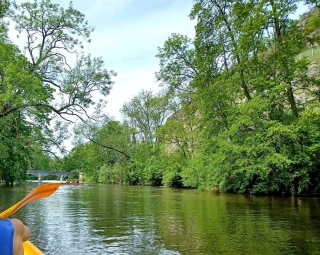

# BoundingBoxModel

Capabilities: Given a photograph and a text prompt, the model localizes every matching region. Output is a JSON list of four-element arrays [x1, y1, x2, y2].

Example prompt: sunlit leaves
[[156, 33, 197, 96], [0, 0, 115, 182], [121, 90, 177, 143]]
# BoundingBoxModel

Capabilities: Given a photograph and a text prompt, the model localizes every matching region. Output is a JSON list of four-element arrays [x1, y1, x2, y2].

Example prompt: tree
[[72, 119, 138, 182], [190, 0, 256, 100], [157, 101, 199, 159], [63, 143, 102, 182], [191, 0, 316, 119], [29, 151, 52, 171], [148, 1, 320, 193], [0, 0, 115, 183], [156, 33, 198, 99], [121, 90, 177, 143], [0, 117, 31, 184], [93, 121, 132, 162], [2, 0, 115, 150], [0, 0, 9, 38], [74, 119, 132, 160]]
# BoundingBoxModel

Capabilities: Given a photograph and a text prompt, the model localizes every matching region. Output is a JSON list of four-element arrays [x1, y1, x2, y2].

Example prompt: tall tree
[[0, 0, 9, 40], [156, 33, 198, 101], [190, 0, 255, 100], [0, 0, 115, 182], [1, 0, 115, 149], [74, 119, 133, 162], [121, 90, 177, 143], [190, 0, 313, 120]]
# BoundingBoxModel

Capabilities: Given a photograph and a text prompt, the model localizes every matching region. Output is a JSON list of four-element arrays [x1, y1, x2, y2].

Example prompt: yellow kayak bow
[[23, 241, 43, 255]]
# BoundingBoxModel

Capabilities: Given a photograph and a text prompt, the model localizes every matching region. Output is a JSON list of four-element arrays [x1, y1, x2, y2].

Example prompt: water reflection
[[0, 183, 320, 255]]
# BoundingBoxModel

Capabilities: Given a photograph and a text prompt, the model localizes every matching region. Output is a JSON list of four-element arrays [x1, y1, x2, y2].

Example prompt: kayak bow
[[23, 241, 43, 255]]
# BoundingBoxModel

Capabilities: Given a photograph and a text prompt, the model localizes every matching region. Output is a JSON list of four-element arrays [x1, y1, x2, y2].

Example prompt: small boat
[[64, 181, 84, 185]]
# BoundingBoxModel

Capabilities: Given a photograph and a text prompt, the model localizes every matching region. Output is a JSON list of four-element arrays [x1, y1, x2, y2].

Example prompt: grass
[[297, 46, 320, 63]]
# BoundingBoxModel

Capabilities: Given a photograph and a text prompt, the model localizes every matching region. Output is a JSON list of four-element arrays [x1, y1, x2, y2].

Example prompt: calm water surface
[[0, 183, 320, 255]]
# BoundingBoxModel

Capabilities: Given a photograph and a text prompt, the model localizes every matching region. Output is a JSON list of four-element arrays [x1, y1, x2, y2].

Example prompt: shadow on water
[[1, 183, 320, 255]]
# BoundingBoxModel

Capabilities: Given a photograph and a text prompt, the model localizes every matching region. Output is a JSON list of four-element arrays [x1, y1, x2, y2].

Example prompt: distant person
[[0, 218, 45, 255]]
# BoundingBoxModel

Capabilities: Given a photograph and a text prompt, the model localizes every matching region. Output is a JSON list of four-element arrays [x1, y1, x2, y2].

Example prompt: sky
[[8, 0, 311, 122], [70, 0, 197, 120], [9, 0, 197, 121], [6, 0, 311, 153], [75, 0, 307, 121]]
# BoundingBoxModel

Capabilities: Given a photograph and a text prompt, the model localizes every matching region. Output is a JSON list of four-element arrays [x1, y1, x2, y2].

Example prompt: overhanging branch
[[87, 137, 131, 160]]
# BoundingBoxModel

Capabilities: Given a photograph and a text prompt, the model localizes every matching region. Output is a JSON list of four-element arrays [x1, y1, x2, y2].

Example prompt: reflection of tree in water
[[156, 189, 320, 255], [124, 215, 180, 255], [155, 188, 212, 254], [80, 184, 180, 254], [7, 184, 320, 254], [222, 194, 320, 254]]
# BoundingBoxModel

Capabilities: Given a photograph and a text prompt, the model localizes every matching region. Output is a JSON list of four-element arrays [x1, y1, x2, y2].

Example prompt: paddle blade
[[0, 183, 60, 218]]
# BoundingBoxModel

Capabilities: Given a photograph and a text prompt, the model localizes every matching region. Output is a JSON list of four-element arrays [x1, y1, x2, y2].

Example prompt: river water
[[0, 183, 320, 255]]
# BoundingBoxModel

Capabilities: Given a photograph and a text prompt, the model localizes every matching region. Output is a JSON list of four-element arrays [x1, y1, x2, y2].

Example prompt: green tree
[[63, 143, 103, 182], [157, 101, 199, 160], [121, 90, 177, 142], [0, 0, 115, 183], [0, 0, 9, 39], [152, 0, 320, 194], [72, 119, 136, 182], [29, 151, 52, 171], [3, 0, 115, 149], [0, 117, 31, 184], [156, 33, 198, 99]]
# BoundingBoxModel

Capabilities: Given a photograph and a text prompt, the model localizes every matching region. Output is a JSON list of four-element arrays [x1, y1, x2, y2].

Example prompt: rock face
[[298, 7, 320, 74], [296, 8, 320, 104], [298, 7, 320, 48], [298, 8, 318, 28], [308, 62, 320, 76]]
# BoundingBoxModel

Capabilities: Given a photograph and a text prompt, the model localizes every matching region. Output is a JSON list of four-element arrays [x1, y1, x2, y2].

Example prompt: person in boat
[[0, 218, 45, 255]]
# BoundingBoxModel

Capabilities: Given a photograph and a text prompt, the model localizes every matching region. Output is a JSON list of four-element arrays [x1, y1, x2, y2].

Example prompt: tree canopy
[[1, 0, 320, 195], [0, 0, 114, 183]]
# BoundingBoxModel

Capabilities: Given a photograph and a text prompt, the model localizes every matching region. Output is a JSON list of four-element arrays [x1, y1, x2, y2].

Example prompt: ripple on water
[[1, 183, 320, 255]]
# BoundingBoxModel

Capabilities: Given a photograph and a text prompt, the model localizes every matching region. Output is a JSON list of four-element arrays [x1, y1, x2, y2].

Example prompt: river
[[0, 183, 320, 255]]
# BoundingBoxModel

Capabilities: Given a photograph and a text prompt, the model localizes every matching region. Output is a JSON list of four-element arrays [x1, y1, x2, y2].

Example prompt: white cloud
[[78, 0, 196, 120], [76, 0, 135, 16], [8, 0, 196, 121], [8, 0, 308, 123], [6, 0, 311, 152]]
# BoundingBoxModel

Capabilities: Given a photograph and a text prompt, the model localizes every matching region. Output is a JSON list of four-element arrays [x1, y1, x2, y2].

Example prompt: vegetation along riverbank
[[0, 0, 320, 195]]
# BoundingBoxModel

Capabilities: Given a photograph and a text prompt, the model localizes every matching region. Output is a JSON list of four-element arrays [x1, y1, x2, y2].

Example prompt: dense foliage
[[1, 0, 320, 195], [0, 0, 114, 184]]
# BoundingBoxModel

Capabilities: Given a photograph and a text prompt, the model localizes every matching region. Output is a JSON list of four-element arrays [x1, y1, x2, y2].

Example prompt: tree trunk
[[286, 85, 299, 118]]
